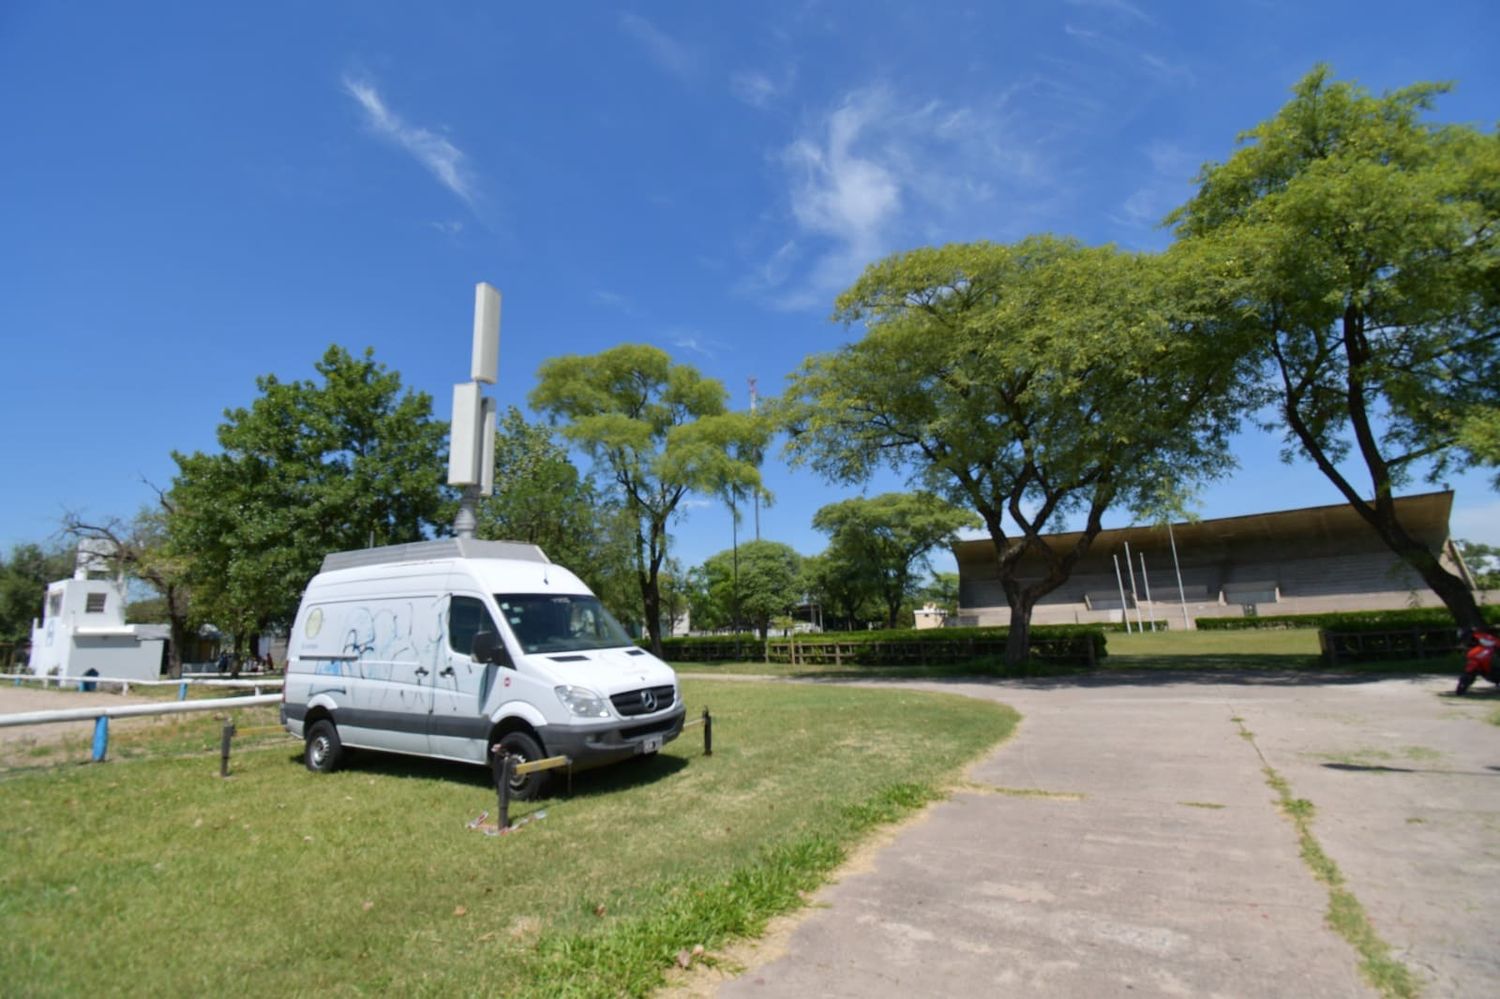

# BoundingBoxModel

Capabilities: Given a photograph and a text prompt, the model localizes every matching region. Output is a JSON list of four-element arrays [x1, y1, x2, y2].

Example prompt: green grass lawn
[[0, 679, 1016, 997]]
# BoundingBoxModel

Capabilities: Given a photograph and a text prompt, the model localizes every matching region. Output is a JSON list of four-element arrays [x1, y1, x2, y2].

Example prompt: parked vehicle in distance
[[280, 538, 684, 798]]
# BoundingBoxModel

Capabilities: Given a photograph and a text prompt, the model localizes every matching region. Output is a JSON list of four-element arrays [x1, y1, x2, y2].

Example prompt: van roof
[[320, 538, 549, 573]]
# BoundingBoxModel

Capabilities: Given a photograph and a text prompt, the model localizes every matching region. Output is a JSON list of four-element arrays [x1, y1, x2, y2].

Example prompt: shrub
[[653, 625, 1107, 666], [1196, 606, 1500, 632]]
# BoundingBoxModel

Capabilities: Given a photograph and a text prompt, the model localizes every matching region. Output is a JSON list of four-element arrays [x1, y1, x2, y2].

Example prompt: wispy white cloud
[[747, 86, 1055, 311], [731, 70, 777, 108], [342, 75, 476, 207], [429, 220, 464, 236], [619, 13, 697, 80], [670, 333, 727, 359], [1063, 23, 1195, 86], [1064, 0, 1152, 23], [1111, 139, 1200, 231], [731, 68, 797, 109]]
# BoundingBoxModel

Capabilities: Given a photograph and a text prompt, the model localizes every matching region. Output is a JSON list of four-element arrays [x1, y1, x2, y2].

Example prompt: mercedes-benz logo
[[640, 689, 658, 712]]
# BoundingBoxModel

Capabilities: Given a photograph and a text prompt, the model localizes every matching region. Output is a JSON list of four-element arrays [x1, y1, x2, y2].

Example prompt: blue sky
[[2, 0, 1497, 577]]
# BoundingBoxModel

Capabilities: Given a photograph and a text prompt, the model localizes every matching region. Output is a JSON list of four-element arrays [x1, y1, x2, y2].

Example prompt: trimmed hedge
[[1197, 606, 1500, 633], [652, 624, 1108, 667]]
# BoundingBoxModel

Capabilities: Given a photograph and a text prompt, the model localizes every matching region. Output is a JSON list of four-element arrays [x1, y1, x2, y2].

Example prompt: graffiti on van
[[331, 598, 447, 706]]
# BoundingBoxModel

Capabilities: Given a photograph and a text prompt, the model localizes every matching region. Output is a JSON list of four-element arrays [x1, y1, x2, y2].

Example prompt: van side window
[[449, 596, 498, 656]]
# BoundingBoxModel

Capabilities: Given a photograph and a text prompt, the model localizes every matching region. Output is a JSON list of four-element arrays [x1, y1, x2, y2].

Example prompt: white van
[[280, 538, 684, 798]]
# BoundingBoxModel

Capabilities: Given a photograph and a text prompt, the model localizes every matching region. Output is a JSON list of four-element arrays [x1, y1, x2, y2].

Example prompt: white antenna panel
[[448, 382, 483, 486], [471, 282, 501, 384], [479, 397, 497, 497]]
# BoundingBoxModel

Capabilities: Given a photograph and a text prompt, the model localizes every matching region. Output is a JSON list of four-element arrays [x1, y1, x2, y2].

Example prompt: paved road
[[711, 673, 1500, 997]]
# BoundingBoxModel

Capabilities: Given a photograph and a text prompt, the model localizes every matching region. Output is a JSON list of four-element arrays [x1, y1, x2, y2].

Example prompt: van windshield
[[494, 593, 635, 654]]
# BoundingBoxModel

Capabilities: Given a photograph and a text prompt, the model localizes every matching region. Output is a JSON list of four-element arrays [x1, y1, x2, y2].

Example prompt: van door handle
[[414, 667, 430, 677], [439, 666, 455, 678]]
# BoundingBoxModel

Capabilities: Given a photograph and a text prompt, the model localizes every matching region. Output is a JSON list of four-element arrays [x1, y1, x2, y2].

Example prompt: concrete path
[[713, 673, 1500, 997]]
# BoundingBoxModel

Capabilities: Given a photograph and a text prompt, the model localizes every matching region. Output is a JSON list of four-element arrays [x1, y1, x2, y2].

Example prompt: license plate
[[640, 735, 663, 754]]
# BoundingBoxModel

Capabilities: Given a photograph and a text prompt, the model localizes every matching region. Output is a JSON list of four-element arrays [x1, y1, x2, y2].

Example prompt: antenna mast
[[749, 376, 760, 542]]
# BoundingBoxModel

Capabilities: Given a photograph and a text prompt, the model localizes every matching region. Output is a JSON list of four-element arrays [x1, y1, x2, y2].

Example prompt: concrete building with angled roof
[[953, 491, 1481, 629]]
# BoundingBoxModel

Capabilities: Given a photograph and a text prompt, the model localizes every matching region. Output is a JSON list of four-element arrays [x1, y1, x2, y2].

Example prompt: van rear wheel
[[493, 731, 552, 801], [305, 720, 345, 773]]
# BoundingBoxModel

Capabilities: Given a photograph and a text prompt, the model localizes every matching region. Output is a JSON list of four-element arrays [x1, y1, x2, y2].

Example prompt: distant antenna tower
[[748, 376, 761, 542]]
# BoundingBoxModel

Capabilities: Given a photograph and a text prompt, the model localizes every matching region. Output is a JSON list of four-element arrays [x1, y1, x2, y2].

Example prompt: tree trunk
[[642, 583, 663, 655], [1004, 595, 1034, 669], [1275, 327, 1484, 633]]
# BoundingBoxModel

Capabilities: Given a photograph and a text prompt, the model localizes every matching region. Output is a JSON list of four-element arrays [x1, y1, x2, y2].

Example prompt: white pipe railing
[[1, 672, 282, 696], [0, 693, 283, 762], [0, 693, 281, 728]]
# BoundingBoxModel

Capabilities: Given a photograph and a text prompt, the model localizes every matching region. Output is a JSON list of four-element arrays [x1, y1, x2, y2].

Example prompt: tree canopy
[[1168, 66, 1500, 629], [692, 540, 803, 639], [475, 406, 638, 627], [168, 345, 447, 638], [782, 237, 1247, 664], [64, 495, 195, 674], [811, 492, 977, 628], [0, 542, 74, 656], [530, 344, 769, 653]]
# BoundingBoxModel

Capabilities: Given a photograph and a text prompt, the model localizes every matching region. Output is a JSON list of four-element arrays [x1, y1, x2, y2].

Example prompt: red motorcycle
[[1457, 627, 1500, 695]]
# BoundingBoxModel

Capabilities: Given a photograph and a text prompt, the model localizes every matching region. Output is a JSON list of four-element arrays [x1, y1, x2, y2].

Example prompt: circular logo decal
[[304, 607, 324, 639]]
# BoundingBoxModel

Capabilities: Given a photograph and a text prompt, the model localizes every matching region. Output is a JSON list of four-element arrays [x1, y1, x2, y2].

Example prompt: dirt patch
[[0, 686, 157, 748]]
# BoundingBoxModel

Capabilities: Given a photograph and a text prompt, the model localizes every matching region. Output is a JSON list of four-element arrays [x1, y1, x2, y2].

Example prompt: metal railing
[[0, 675, 281, 762], [2, 672, 282, 697]]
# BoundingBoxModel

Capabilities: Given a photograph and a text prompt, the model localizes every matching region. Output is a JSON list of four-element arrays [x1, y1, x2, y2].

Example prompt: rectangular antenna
[[479, 397, 496, 496], [448, 382, 482, 486], [471, 282, 501, 384]]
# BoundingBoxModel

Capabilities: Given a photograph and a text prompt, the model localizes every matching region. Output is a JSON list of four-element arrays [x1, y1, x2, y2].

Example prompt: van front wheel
[[305, 720, 345, 773], [493, 731, 552, 801]]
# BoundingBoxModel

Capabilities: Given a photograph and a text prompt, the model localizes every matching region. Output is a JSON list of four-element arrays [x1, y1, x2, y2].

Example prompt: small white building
[[28, 540, 168, 681], [914, 603, 948, 630]]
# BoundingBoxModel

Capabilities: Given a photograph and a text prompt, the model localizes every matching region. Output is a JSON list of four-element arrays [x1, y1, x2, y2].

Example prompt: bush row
[[652, 624, 1108, 666], [1196, 606, 1500, 633]]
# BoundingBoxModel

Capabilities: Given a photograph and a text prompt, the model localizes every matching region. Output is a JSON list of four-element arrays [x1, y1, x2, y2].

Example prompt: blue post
[[91, 716, 109, 762], [178, 681, 189, 700]]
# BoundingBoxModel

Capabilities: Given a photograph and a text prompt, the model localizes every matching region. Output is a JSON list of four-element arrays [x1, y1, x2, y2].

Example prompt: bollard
[[91, 716, 109, 762], [219, 721, 237, 777], [702, 707, 712, 757], [494, 752, 515, 832]]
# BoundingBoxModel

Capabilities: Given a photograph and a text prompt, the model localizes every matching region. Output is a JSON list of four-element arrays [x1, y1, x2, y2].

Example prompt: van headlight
[[555, 685, 611, 718]]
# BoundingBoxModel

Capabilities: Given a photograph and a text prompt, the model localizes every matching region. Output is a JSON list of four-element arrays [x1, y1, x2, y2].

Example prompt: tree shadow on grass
[[793, 658, 1466, 689], [296, 746, 691, 800]]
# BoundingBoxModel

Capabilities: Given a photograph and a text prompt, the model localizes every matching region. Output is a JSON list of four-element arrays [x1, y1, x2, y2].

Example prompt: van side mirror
[[471, 628, 511, 667]]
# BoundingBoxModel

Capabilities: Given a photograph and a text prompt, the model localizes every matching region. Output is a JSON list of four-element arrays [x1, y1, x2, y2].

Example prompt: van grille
[[611, 685, 675, 717]]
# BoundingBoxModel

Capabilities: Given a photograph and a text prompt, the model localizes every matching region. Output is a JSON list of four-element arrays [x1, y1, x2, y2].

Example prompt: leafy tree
[[800, 550, 882, 632], [656, 556, 693, 636], [530, 344, 769, 654], [812, 492, 978, 628], [695, 541, 803, 639], [169, 346, 447, 640], [0, 542, 74, 658], [1456, 539, 1500, 591], [64, 492, 195, 675], [781, 237, 1246, 665], [473, 406, 639, 625], [1168, 66, 1500, 630], [919, 571, 961, 617]]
